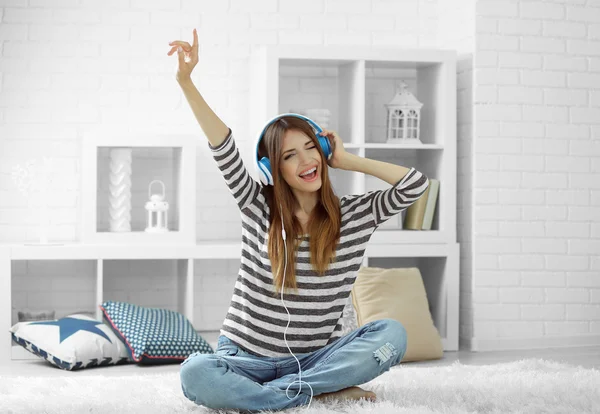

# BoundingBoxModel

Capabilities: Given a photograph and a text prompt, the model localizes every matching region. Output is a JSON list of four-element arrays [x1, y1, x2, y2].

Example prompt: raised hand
[[167, 28, 199, 82]]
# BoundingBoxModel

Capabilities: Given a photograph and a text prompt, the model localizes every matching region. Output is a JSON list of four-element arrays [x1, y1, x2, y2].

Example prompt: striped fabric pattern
[[208, 128, 429, 357]]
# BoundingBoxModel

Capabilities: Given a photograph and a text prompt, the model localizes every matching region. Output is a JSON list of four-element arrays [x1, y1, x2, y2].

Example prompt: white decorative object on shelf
[[10, 157, 61, 246], [145, 180, 169, 233], [108, 148, 132, 233], [385, 80, 423, 144]]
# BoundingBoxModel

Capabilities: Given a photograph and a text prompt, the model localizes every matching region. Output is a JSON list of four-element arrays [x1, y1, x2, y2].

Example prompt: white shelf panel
[[365, 242, 456, 258], [267, 45, 456, 65], [5, 242, 241, 260], [82, 133, 198, 148], [369, 230, 448, 245], [345, 143, 444, 150], [3, 241, 456, 260]]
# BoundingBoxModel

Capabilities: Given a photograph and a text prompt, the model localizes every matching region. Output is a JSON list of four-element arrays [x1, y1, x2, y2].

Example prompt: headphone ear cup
[[317, 135, 332, 160], [258, 157, 274, 186]]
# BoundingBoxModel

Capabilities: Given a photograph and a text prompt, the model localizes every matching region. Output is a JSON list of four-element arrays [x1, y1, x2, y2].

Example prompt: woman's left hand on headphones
[[319, 129, 347, 169]]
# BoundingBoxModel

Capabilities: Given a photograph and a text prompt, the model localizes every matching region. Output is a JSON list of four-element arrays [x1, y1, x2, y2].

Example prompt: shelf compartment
[[249, 46, 365, 149], [101, 259, 194, 325], [96, 147, 182, 233], [11, 260, 98, 327], [10, 259, 98, 360], [192, 259, 239, 331], [278, 58, 364, 146], [365, 59, 451, 147], [81, 133, 197, 245], [364, 147, 443, 236], [365, 251, 458, 351]]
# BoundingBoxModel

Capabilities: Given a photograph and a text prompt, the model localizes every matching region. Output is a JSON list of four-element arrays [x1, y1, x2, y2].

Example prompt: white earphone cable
[[280, 204, 313, 408]]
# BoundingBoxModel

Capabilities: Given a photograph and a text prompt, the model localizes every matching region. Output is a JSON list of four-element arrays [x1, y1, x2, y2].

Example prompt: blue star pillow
[[100, 301, 213, 364], [10, 313, 131, 370]]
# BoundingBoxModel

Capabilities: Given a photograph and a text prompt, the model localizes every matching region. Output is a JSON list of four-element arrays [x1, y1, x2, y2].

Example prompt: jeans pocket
[[216, 345, 240, 357]]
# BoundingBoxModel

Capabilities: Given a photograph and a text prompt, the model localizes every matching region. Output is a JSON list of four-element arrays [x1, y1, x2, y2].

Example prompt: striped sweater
[[209, 128, 429, 358]]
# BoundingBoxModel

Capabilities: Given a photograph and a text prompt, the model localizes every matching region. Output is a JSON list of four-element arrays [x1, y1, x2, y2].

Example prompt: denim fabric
[[179, 318, 407, 413]]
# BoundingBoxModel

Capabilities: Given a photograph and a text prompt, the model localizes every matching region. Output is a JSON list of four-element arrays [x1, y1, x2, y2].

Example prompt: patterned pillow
[[10, 313, 131, 370], [100, 301, 213, 364]]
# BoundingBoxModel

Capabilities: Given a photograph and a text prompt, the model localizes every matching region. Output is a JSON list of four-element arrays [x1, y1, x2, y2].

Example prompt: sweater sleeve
[[341, 167, 429, 228], [208, 128, 262, 212]]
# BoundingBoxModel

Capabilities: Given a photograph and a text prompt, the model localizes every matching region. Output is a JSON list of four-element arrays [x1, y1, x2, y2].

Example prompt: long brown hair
[[258, 116, 341, 295]]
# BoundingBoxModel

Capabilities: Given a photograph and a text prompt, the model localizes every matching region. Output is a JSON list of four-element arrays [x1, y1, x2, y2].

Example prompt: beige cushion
[[351, 266, 443, 362]]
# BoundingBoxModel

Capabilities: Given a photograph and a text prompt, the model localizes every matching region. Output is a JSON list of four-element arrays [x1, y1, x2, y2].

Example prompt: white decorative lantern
[[145, 180, 169, 233], [385, 80, 423, 144]]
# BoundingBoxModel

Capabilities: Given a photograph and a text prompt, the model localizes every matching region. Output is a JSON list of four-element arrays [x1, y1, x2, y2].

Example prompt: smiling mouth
[[299, 167, 318, 182]]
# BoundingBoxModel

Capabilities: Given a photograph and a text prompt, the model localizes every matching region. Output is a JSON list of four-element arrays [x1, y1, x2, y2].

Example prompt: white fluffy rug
[[1, 358, 599, 414]]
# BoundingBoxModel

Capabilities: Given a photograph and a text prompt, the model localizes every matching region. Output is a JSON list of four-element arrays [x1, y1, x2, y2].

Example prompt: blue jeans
[[179, 318, 407, 413]]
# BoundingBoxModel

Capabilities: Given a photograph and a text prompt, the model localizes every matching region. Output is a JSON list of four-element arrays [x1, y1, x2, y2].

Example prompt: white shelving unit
[[249, 44, 460, 345], [249, 45, 457, 245], [1, 45, 459, 364], [0, 241, 458, 363]]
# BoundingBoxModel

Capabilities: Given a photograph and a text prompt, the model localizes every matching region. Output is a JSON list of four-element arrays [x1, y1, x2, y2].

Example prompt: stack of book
[[404, 178, 439, 230]]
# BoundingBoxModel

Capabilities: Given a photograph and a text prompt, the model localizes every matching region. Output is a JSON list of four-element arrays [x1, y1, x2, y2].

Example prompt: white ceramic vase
[[108, 148, 132, 232]]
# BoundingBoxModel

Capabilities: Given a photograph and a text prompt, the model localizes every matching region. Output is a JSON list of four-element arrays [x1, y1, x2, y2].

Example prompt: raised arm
[[341, 167, 429, 228], [324, 128, 429, 228], [168, 29, 262, 213], [168, 28, 229, 147], [178, 78, 230, 147]]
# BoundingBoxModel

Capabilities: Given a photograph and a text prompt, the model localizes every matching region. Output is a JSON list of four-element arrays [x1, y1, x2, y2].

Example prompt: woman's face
[[279, 129, 322, 193]]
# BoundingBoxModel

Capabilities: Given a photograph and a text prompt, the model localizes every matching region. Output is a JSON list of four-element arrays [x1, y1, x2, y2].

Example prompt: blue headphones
[[254, 113, 332, 186]]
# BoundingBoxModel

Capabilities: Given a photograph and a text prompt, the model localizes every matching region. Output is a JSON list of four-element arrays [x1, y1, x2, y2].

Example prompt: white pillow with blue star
[[10, 313, 131, 370]]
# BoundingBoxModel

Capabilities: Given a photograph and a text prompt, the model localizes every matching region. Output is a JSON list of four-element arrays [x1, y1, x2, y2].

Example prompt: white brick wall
[[1, 0, 438, 329], [473, 0, 600, 350], [4, 0, 596, 350]]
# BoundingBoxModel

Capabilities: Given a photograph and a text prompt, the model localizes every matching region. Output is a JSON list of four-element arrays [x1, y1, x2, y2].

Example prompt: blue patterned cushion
[[100, 301, 213, 364], [10, 313, 131, 370]]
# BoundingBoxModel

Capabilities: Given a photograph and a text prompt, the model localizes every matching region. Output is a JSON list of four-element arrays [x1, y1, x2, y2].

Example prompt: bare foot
[[314, 386, 377, 403]]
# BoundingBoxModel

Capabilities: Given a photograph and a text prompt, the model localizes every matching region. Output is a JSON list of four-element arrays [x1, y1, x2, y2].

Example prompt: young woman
[[168, 29, 430, 412]]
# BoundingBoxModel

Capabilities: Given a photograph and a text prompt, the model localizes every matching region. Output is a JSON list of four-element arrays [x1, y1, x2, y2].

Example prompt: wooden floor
[[1, 331, 598, 377]]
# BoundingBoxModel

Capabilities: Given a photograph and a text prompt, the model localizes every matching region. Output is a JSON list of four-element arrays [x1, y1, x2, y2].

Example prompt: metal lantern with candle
[[385, 80, 423, 145], [145, 180, 169, 233]]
